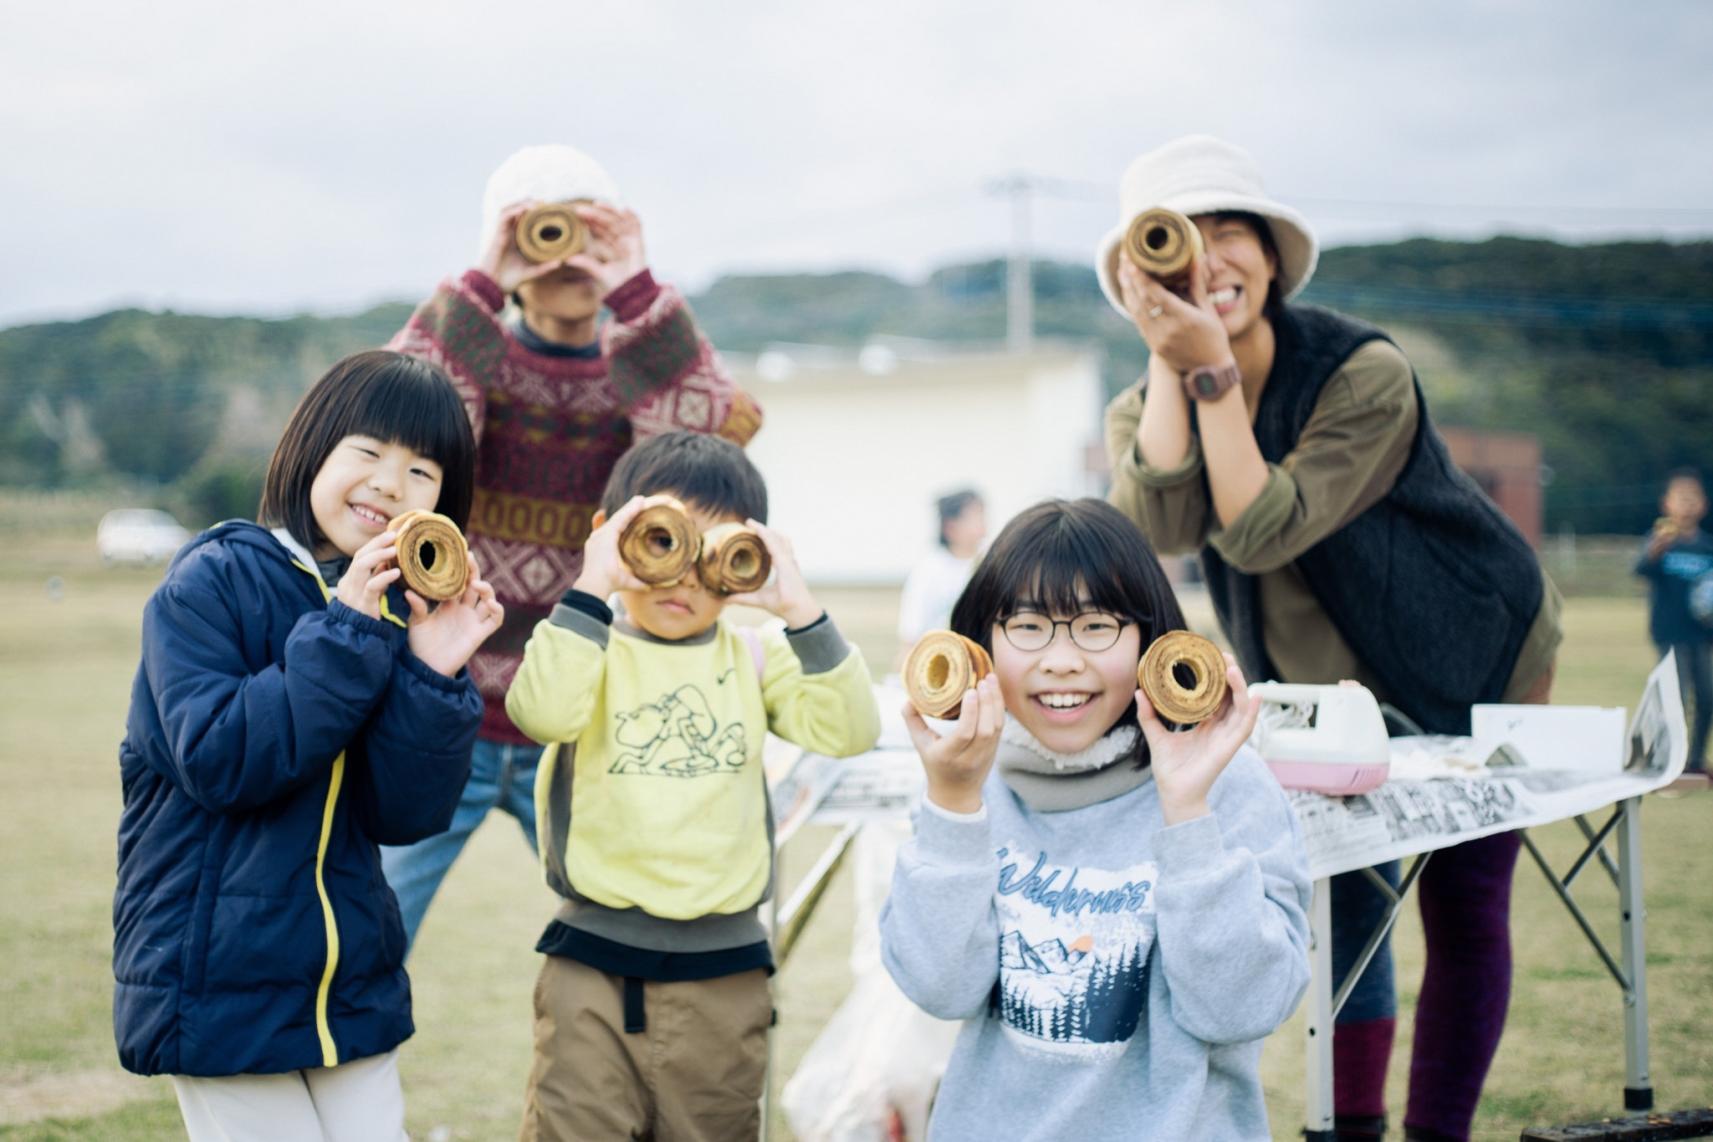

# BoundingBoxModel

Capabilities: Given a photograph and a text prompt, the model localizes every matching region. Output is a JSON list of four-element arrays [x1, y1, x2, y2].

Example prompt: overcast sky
[[3, 0, 1709, 327]]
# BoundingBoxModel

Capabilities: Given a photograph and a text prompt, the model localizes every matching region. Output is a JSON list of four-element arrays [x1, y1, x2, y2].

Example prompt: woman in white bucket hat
[[1102, 135, 1563, 1142]]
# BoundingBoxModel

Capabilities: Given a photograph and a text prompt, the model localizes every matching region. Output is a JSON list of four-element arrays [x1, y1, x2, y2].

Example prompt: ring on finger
[[1147, 305, 1164, 318]]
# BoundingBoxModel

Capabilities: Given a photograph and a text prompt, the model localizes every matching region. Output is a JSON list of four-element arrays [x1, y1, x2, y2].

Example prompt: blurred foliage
[[170, 454, 270, 529], [1, 237, 1709, 534]]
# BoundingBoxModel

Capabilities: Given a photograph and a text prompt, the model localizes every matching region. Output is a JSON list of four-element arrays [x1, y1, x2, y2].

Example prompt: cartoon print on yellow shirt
[[609, 683, 750, 777]]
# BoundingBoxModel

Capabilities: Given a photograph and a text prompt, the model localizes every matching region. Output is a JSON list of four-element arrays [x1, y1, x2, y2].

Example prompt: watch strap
[[1183, 362, 1242, 401]]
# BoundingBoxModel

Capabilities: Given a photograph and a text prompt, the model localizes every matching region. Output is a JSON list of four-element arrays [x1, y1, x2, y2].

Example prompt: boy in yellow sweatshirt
[[507, 430, 880, 1140]]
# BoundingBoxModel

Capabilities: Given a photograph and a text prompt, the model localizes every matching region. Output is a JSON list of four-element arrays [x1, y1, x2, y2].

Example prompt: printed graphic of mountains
[[1000, 930, 1089, 975]]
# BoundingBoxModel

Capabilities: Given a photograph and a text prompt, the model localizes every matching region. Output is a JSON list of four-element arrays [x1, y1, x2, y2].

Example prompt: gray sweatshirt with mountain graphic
[[879, 742, 1312, 1141]]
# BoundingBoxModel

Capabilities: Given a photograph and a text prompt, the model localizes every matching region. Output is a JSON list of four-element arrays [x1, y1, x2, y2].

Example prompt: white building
[[733, 338, 1106, 584]]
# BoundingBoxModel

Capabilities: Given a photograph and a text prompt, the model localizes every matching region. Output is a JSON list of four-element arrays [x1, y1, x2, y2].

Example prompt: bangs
[[949, 498, 1184, 650], [1010, 524, 1145, 622], [600, 431, 768, 524], [332, 358, 473, 472], [259, 350, 477, 545]]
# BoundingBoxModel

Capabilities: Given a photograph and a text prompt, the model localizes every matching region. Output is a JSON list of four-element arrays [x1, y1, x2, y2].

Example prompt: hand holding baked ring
[[390, 510, 471, 602], [1123, 206, 1204, 289], [618, 496, 699, 586], [697, 522, 772, 596], [1137, 630, 1228, 725], [515, 202, 587, 263], [903, 630, 994, 719]]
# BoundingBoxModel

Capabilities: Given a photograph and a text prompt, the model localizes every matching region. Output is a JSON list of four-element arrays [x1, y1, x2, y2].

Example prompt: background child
[[880, 497, 1311, 1141], [896, 487, 987, 653], [1637, 468, 1713, 774], [382, 144, 763, 952], [506, 430, 880, 1141], [112, 350, 503, 1140]]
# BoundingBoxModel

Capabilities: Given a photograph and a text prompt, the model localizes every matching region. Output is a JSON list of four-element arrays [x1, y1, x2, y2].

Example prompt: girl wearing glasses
[[879, 497, 1312, 1141]]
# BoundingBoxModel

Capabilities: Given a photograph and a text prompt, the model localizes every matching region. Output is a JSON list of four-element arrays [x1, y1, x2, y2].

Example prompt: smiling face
[[1192, 213, 1278, 345], [308, 434, 444, 559], [990, 601, 1144, 755], [616, 501, 737, 641]]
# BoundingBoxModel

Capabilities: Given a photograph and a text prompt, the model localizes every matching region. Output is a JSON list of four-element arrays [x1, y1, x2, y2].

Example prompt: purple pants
[[1334, 829, 1523, 1141]]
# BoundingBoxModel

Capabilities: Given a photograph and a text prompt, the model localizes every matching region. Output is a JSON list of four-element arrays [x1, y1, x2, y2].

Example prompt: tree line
[[1, 235, 1708, 534]]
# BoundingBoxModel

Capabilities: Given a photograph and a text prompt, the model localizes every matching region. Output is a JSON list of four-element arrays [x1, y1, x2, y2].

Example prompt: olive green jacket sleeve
[[1104, 382, 1213, 556], [1105, 341, 1419, 573]]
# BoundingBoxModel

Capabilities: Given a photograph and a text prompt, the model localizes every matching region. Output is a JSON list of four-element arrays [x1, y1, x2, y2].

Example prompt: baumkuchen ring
[[1123, 206, 1204, 285], [390, 510, 470, 602], [903, 630, 994, 720], [619, 497, 699, 586], [515, 202, 587, 263], [1137, 630, 1228, 725], [697, 522, 772, 596]]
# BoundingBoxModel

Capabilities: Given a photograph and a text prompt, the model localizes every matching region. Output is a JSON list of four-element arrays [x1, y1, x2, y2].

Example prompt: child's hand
[[572, 495, 662, 600], [334, 530, 403, 619], [562, 204, 648, 293], [479, 202, 573, 295], [723, 520, 822, 629], [1136, 652, 1261, 825], [1646, 519, 1679, 560], [902, 674, 1004, 814], [404, 554, 504, 677]]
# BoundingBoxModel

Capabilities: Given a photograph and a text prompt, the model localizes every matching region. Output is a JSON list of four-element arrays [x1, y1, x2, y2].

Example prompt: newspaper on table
[[769, 656, 1689, 883], [1292, 653, 1686, 878]]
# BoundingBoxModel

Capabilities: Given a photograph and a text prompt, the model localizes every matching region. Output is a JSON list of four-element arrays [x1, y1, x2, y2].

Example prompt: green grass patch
[[1, 514, 1708, 1139]]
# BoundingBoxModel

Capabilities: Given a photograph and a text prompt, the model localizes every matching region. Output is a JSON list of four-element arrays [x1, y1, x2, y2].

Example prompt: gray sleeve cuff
[[1152, 811, 1225, 874], [914, 800, 995, 864], [549, 601, 612, 649], [786, 615, 852, 675]]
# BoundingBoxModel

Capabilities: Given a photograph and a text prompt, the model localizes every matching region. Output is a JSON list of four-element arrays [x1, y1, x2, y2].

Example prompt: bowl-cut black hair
[[259, 350, 476, 550], [600, 430, 768, 524]]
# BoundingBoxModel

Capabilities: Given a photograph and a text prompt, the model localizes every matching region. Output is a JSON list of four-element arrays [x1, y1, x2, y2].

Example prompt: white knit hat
[[477, 145, 622, 260], [1094, 135, 1318, 317]]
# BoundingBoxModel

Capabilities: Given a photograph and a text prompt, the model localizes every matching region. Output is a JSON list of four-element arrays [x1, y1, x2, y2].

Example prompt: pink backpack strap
[[736, 626, 767, 679]]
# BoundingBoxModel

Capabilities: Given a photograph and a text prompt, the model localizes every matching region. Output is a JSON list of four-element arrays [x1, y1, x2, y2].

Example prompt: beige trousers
[[520, 956, 772, 1142]]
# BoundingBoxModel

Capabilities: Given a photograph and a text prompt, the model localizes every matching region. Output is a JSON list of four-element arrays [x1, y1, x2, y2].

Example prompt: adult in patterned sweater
[[381, 145, 763, 952]]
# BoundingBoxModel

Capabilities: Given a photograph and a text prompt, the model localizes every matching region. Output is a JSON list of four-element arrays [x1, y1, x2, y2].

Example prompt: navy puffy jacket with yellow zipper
[[113, 520, 480, 1076]]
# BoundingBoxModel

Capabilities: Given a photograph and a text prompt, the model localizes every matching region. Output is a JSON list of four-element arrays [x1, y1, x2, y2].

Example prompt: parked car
[[98, 508, 191, 567]]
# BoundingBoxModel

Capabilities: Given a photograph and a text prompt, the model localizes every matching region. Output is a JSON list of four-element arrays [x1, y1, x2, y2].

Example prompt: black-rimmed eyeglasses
[[998, 611, 1132, 653]]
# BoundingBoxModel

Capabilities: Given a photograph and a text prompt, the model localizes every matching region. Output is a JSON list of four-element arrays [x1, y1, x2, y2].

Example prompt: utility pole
[[987, 175, 1034, 354]]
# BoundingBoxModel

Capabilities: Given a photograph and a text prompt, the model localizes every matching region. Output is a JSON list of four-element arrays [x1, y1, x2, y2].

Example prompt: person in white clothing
[[897, 489, 986, 652]]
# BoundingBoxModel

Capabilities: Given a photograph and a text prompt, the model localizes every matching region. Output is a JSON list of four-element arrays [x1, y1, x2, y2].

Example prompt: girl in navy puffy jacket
[[114, 350, 501, 1141]]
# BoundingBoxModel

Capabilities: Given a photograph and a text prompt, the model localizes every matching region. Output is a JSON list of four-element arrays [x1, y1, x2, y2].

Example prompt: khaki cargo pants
[[520, 956, 772, 1142]]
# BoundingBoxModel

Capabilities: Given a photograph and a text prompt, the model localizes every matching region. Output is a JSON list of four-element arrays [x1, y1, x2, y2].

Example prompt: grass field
[[1, 520, 1708, 1140]]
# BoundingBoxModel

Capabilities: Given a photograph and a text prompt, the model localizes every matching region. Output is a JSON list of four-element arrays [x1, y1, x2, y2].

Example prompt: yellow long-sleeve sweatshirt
[[507, 593, 880, 953]]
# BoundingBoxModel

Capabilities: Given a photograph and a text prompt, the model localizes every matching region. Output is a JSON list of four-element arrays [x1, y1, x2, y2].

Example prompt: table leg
[[1617, 796, 1653, 1111], [1304, 876, 1336, 1140]]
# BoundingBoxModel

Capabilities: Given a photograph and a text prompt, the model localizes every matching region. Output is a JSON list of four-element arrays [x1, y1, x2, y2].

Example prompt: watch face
[[1193, 371, 1221, 398]]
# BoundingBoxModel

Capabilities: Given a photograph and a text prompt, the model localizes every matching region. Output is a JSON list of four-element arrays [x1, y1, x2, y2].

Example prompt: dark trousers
[[1658, 641, 1712, 770], [1331, 831, 1524, 1141]]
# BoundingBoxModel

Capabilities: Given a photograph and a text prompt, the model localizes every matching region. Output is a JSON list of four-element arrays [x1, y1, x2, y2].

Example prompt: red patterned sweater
[[389, 268, 763, 743]]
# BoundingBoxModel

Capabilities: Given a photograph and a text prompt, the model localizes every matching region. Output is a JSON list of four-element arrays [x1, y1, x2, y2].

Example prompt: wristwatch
[[1182, 361, 1242, 402]]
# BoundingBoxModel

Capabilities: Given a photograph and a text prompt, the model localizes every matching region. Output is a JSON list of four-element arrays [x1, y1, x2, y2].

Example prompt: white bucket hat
[[1094, 135, 1318, 318], [477, 145, 622, 261]]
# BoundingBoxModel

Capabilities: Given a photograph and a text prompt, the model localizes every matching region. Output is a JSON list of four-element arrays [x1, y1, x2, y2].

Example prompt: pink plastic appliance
[[1247, 681, 1391, 795]]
